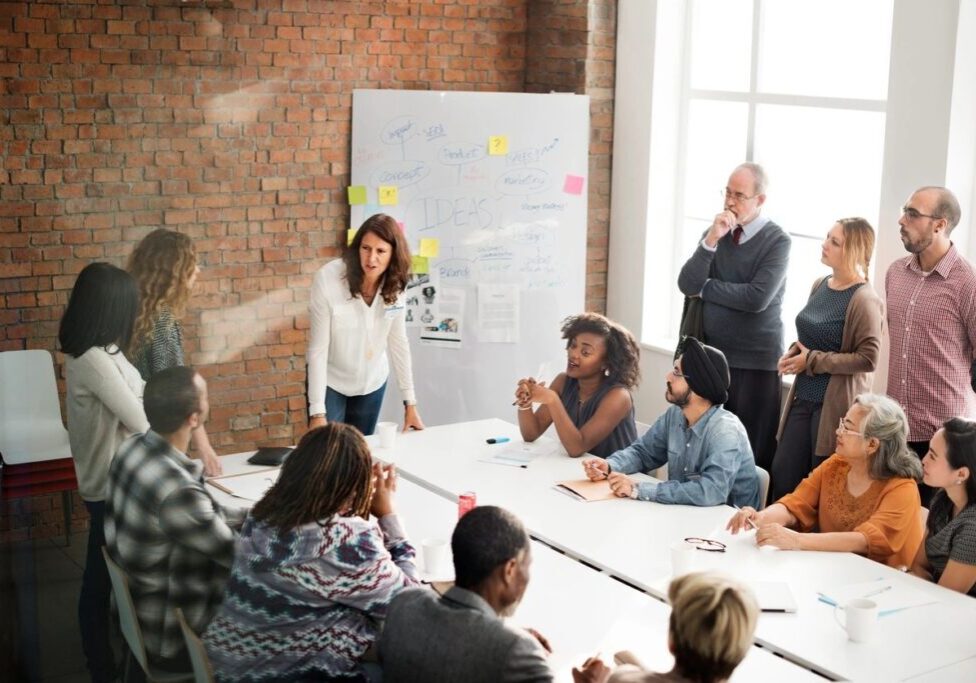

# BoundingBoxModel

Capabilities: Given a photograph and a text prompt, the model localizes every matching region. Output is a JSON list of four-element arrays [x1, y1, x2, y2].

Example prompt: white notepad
[[748, 581, 798, 613]]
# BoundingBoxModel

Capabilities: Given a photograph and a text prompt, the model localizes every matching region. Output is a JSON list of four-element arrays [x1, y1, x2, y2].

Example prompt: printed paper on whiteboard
[[420, 287, 464, 349], [477, 283, 519, 343]]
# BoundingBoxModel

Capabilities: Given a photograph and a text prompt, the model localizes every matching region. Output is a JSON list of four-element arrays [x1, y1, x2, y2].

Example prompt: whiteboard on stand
[[350, 89, 589, 426]]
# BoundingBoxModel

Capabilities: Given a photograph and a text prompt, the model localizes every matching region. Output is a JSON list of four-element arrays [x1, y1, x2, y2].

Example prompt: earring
[[604, 368, 610, 377], [957, 479, 965, 486]]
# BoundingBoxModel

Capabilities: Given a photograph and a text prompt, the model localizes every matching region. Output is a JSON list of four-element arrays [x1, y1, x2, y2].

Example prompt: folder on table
[[553, 479, 617, 502]]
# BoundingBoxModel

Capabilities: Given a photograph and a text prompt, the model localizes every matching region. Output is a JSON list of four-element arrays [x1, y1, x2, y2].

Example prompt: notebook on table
[[553, 479, 617, 502]]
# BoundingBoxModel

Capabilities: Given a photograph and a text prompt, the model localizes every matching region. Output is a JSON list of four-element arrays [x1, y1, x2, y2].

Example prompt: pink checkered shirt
[[886, 245, 976, 442]]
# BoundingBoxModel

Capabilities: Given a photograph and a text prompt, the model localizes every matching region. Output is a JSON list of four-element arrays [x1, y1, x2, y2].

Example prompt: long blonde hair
[[127, 229, 197, 352]]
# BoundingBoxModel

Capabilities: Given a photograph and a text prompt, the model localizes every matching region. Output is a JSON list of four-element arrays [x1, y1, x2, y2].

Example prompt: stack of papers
[[208, 468, 280, 502], [479, 441, 557, 468]]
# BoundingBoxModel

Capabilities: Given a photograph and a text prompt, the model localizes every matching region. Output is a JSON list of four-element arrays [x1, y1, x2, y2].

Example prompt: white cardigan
[[65, 345, 149, 501], [307, 259, 416, 416]]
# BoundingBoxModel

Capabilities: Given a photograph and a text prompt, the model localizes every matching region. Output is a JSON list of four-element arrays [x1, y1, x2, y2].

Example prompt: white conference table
[[358, 418, 976, 682], [207, 451, 821, 683]]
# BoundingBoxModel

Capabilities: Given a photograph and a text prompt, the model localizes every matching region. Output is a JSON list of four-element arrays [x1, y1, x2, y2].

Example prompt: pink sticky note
[[563, 174, 585, 195], [397, 221, 405, 232]]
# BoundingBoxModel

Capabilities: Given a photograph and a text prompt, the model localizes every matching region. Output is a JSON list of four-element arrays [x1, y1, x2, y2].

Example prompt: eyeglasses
[[901, 206, 943, 222], [670, 365, 688, 379], [683, 537, 727, 553], [836, 417, 865, 437], [720, 189, 758, 203]]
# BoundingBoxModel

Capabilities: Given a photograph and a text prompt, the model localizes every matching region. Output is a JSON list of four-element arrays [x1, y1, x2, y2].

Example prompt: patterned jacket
[[203, 511, 420, 682]]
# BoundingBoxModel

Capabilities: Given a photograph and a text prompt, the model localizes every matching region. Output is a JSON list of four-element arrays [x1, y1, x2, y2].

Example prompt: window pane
[[754, 104, 885, 238], [780, 234, 831, 347], [689, 0, 753, 92], [683, 99, 749, 219], [758, 0, 893, 100]]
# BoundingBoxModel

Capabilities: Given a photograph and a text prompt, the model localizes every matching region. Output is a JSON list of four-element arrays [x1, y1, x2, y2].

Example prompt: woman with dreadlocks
[[203, 423, 420, 682]]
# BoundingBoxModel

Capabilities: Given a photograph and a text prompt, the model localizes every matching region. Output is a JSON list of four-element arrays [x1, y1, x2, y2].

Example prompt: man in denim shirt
[[583, 337, 760, 508]]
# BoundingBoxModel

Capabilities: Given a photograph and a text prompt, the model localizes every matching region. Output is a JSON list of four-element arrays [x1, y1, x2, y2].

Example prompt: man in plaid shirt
[[105, 366, 244, 673], [886, 186, 976, 505]]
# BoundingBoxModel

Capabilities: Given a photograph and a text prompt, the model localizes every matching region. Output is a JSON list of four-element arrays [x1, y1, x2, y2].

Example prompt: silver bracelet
[[517, 404, 532, 411]]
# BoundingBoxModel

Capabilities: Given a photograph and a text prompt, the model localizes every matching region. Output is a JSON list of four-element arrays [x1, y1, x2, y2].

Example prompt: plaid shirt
[[105, 430, 245, 662], [886, 245, 976, 441]]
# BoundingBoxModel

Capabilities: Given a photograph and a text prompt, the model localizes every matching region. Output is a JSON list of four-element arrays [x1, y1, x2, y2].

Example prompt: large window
[[664, 0, 893, 343]]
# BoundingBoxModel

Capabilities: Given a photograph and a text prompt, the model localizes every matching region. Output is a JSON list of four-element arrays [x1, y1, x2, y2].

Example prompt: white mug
[[377, 421, 398, 449], [670, 540, 696, 577], [421, 538, 450, 577], [834, 598, 878, 643]]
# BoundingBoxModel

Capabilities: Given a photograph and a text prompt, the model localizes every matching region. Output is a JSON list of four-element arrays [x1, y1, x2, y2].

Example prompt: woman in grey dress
[[514, 313, 640, 458]]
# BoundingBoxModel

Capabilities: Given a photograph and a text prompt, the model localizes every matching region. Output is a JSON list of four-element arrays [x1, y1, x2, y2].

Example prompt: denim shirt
[[606, 405, 760, 508]]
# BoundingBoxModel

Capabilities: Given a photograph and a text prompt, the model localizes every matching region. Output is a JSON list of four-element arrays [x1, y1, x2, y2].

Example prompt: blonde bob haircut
[[668, 572, 758, 683], [837, 217, 875, 280]]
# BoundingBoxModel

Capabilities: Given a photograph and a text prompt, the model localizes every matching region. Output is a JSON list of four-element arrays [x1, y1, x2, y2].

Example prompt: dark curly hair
[[560, 312, 641, 389], [343, 213, 412, 305]]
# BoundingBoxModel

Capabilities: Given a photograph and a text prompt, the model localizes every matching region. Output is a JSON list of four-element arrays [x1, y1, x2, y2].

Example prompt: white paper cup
[[834, 598, 878, 643], [670, 540, 696, 577], [421, 538, 450, 576], [377, 422, 397, 449]]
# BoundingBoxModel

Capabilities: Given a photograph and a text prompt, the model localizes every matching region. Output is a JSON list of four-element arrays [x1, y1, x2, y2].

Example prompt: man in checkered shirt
[[105, 366, 244, 674], [886, 186, 976, 505]]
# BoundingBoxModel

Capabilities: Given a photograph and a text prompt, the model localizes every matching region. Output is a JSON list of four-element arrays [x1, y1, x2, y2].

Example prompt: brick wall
[[0, 0, 616, 541]]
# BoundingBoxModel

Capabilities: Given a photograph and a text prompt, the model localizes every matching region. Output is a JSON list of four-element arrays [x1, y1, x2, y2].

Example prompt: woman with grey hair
[[728, 393, 923, 567]]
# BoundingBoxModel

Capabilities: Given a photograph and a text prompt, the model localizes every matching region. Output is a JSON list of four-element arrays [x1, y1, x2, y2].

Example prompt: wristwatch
[[629, 485, 639, 500]]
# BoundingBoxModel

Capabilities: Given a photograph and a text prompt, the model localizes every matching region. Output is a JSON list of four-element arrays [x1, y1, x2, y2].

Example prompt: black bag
[[675, 296, 705, 358]]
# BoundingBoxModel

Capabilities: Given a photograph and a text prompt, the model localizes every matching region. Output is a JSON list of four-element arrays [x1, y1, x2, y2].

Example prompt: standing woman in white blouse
[[307, 213, 424, 435], [59, 262, 150, 683]]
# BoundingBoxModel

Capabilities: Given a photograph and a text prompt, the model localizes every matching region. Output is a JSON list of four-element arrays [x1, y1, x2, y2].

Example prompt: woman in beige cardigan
[[770, 218, 884, 501]]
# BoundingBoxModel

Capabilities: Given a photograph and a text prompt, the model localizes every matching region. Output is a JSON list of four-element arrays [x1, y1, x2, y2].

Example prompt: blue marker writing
[[486, 437, 511, 444]]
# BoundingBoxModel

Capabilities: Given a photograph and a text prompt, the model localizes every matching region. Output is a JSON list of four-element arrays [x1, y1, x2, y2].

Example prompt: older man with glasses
[[886, 186, 976, 506], [678, 163, 791, 475]]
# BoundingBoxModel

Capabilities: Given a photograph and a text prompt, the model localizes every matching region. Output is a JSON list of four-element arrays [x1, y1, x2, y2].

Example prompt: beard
[[666, 382, 692, 408], [901, 230, 932, 254]]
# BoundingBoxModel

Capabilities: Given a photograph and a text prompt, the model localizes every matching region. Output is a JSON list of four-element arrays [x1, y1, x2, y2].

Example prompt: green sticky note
[[378, 185, 398, 206], [411, 255, 429, 274], [347, 185, 367, 205], [419, 237, 440, 258]]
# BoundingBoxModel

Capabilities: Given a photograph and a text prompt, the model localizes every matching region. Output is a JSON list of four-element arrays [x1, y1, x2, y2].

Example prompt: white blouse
[[307, 259, 416, 416], [65, 344, 149, 501]]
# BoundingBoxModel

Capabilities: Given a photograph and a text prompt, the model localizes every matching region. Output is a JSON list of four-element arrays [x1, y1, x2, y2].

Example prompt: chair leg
[[62, 490, 71, 547]]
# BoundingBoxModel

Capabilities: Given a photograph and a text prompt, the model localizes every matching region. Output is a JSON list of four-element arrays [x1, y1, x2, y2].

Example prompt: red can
[[458, 491, 477, 518]]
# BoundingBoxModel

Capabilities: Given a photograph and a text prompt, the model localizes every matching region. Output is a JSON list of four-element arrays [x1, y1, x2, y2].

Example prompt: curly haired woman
[[514, 312, 641, 458], [127, 228, 221, 475]]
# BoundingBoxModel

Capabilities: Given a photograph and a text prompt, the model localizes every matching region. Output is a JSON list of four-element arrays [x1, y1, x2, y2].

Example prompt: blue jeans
[[79, 500, 116, 682], [325, 382, 387, 436]]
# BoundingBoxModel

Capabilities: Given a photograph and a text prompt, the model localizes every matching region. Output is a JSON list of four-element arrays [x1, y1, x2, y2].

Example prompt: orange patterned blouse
[[776, 455, 923, 567]]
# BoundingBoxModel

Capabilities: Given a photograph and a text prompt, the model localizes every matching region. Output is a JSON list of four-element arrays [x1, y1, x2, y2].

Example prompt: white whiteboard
[[351, 89, 589, 426]]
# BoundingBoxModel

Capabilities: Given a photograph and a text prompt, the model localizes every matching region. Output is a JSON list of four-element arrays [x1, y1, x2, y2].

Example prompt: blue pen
[[486, 437, 511, 444]]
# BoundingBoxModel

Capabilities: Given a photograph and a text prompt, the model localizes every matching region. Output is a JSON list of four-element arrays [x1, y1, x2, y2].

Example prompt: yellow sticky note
[[378, 185, 398, 206], [419, 237, 440, 258], [347, 185, 367, 205], [411, 255, 429, 274], [488, 135, 509, 155], [347, 228, 357, 246]]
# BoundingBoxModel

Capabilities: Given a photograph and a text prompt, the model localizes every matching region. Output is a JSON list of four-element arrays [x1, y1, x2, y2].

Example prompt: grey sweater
[[677, 220, 790, 371]]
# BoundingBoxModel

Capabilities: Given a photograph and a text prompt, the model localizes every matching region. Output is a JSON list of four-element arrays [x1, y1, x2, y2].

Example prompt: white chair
[[755, 466, 770, 510], [0, 350, 77, 545], [102, 548, 193, 683], [176, 608, 215, 683], [635, 420, 668, 480]]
